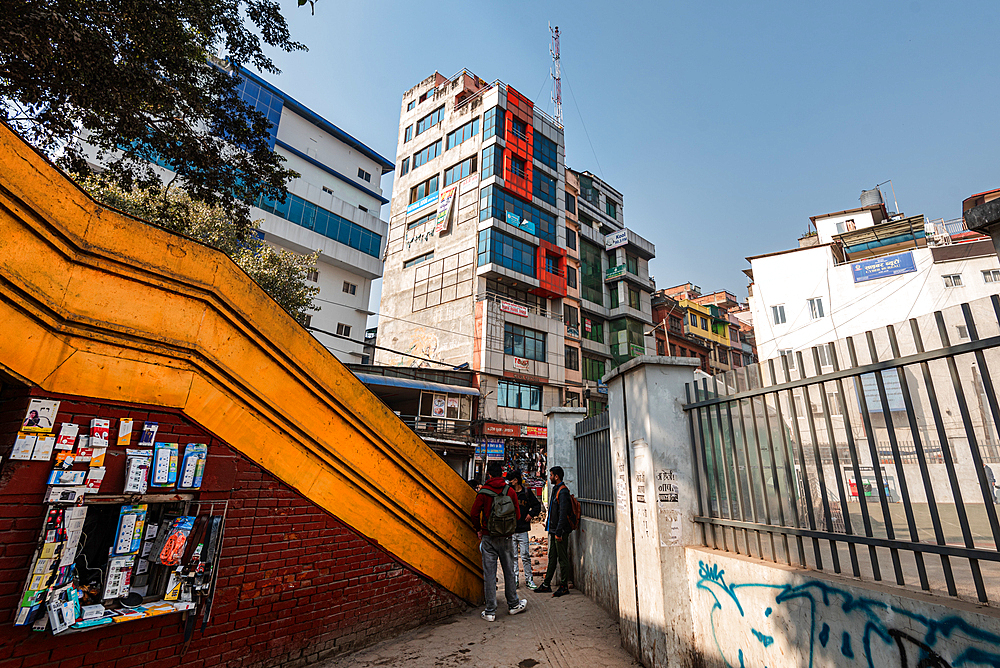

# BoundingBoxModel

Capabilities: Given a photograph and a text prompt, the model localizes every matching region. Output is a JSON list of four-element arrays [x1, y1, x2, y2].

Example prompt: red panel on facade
[[503, 86, 534, 202], [533, 241, 567, 299], [0, 388, 464, 668]]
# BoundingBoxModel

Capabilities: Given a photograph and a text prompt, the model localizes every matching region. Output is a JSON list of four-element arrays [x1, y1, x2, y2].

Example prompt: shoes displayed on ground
[[481, 610, 496, 622], [509, 599, 528, 615], [553, 586, 570, 597], [534, 584, 553, 593], [526, 581, 538, 590]]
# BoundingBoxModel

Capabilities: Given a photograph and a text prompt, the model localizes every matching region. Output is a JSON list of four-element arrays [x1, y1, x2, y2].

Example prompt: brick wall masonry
[[0, 385, 465, 668]]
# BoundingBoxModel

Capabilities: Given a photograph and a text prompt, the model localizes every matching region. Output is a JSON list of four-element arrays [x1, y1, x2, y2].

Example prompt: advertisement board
[[500, 300, 528, 317], [483, 423, 520, 437], [851, 251, 917, 283], [513, 357, 530, 370], [604, 229, 628, 251], [521, 426, 547, 439], [606, 264, 626, 280], [406, 192, 439, 215], [434, 186, 457, 233]]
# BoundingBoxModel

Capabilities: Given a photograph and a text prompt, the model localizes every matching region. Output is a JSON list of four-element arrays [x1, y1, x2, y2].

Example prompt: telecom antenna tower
[[550, 24, 562, 126]]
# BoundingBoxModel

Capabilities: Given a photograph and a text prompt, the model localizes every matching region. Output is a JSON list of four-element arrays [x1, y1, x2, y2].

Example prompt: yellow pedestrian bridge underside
[[0, 124, 482, 602]]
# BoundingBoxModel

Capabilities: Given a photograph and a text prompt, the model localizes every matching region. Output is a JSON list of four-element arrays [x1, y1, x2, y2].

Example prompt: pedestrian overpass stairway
[[0, 123, 482, 602]]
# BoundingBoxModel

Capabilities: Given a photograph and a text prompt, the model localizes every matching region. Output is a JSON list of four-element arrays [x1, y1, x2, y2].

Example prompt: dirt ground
[[325, 524, 639, 668]]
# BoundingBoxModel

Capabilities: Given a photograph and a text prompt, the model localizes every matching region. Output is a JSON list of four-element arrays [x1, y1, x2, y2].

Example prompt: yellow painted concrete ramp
[[0, 123, 482, 602]]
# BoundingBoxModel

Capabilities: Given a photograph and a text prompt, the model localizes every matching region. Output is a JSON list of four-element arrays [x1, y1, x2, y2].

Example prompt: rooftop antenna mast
[[549, 24, 563, 126]]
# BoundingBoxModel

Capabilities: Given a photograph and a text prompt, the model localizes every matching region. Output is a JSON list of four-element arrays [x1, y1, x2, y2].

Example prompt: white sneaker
[[508, 599, 528, 615], [481, 610, 496, 622]]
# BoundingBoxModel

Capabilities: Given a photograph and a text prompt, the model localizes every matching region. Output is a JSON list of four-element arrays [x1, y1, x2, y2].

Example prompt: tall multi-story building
[[376, 69, 656, 474], [83, 68, 394, 363], [663, 283, 747, 374]]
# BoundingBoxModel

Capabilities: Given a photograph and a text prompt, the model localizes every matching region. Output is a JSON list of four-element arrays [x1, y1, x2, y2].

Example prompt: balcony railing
[[476, 290, 564, 321]]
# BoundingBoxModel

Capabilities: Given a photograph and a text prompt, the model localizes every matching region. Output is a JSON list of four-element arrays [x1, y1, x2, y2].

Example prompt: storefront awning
[[353, 373, 480, 396]]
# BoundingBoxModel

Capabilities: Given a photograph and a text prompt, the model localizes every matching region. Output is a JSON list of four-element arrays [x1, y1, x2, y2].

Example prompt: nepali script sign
[[851, 251, 916, 283]]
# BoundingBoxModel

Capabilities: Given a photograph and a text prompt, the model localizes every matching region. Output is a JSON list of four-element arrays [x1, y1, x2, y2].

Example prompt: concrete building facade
[[375, 69, 656, 473]]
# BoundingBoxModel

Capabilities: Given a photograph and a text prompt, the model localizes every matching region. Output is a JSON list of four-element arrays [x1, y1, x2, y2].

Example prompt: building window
[[477, 228, 536, 277], [566, 193, 576, 214], [565, 345, 580, 371], [984, 269, 1000, 283], [479, 185, 557, 244], [669, 316, 682, 333], [533, 169, 557, 205], [816, 343, 832, 367], [510, 155, 526, 178], [359, 205, 368, 212], [399, 157, 410, 176], [407, 100, 415, 111], [689, 313, 697, 327], [564, 305, 579, 328], [413, 139, 442, 168], [255, 192, 382, 258], [403, 251, 434, 268], [779, 349, 796, 372], [583, 317, 604, 344], [483, 106, 505, 141], [657, 340, 665, 356], [626, 254, 638, 275], [482, 144, 503, 180], [957, 324, 970, 340], [343, 281, 357, 295], [717, 348, 728, 365], [446, 117, 480, 150], [409, 175, 439, 203], [407, 210, 436, 229], [419, 87, 436, 103], [566, 265, 577, 289], [444, 155, 477, 186], [322, 186, 334, 195], [772, 304, 786, 325], [583, 357, 606, 382], [236, 75, 283, 149], [305, 268, 319, 282], [302, 314, 312, 328], [943, 274, 963, 288], [606, 200, 618, 219], [336, 323, 352, 337], [566, 229, 577, 251], [357, 167, 371, 183], [510, 117, 528, 140], [415, 106, 445, 136], [701, 317, 708, 330], [628, 287, 641, 310], [808, 297, 825, 319], [609, 286, 619, 309], [504, 323, 546, 361], [404, 125, 413, 143], [580, 240, 604, 306], [565, 391, 580, 408], [498, 380, 542, 411], [533, 133, 558, 169]]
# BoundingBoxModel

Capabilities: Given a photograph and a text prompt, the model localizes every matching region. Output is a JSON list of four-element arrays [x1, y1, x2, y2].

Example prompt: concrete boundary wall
[[688, 546, 1000, 667]]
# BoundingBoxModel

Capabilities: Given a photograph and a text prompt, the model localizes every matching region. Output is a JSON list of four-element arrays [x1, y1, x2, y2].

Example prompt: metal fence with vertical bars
[[575, 411, 614, 523], [684, 296, 1000, 604]]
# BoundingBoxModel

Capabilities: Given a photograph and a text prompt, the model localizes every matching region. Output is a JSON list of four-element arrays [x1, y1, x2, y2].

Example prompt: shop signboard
[[483, 422, 520, 437], [606, 264, 626, 280], [851, 251, 916, 283], [521, 426, 547, 439], [604, 229, 628, 251], [513, 357, 530, 370], [597, 380, 608, 395], [500, 300, 528, 317], [486, 439, 505, 460], [630, 343, 645, 357]]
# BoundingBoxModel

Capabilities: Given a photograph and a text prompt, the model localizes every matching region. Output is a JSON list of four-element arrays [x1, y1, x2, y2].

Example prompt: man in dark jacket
[[470, 461, 527, 621], [510, 471, 541, 589], [535, 466, 572, 597]]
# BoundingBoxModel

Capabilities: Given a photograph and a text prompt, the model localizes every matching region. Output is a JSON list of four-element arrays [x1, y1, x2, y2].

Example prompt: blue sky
[[263, 0, 1000, 319]]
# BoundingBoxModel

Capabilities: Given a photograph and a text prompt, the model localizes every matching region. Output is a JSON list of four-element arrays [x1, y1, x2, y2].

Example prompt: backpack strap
[[480, 488, 499, 498]]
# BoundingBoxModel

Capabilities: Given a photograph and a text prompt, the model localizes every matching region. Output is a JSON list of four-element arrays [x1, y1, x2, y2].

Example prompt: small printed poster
[[432, 395, 447, 418], [447, 397, 459, 409], [22, 399, 60, 433]]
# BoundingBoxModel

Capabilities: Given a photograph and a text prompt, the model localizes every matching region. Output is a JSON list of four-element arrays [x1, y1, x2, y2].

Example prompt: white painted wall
[[814, 208, 880, 244], [750, 244, 1000, 362]]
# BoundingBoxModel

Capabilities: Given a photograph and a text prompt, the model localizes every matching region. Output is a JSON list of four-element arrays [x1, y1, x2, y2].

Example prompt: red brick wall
[[0, 386, 465, 668]]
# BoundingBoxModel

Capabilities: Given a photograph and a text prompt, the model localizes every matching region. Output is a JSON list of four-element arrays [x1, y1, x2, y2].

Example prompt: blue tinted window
[[236, 77, 283, 150], [256, 192, 381, 258], [413, 140, 441, 168], [482, 145, 503, 180], [416, 106, 445, 136], [483, 107, 505, 141], [533, 133, 558, 170], [497, 380, 542, 411], [477, 228, 536, 277], [504, 323, 546, 361], [479, 185, 556, 244], [404, 125, 413, 143], [400, 157, 410, 176], [533, 170, 556, 206], [446, 117, 480, 150], [444, 156, 477, 186]]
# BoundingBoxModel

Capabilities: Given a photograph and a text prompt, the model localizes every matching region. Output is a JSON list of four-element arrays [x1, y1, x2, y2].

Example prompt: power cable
[[308, 325, 464, 369], [561, 65, 604, 178]]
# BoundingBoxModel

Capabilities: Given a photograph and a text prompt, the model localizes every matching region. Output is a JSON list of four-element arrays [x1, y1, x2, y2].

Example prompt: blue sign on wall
[[476, 438, 505, 460], [851, 251, 917, 283]]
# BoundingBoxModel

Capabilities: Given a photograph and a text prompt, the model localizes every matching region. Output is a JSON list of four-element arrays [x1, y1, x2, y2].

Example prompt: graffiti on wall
[[695, 560, 1000, 668], [392, 328, 440, 368]]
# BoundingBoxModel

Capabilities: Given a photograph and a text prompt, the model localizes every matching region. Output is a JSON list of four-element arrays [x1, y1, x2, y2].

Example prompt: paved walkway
[[328, 527, 639, 668]]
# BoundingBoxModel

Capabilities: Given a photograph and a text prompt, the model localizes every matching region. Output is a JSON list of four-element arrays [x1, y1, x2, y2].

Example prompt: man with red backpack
[[535, 466, 576, 597], [470, 461, 528, 622]]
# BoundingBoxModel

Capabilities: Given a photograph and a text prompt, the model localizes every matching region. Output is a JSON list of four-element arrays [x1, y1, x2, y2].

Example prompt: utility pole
[[550, 24, 563, 126]]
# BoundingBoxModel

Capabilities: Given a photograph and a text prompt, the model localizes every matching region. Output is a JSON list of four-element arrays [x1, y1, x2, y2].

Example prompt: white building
[[747, 195, 1000, 365], [85, 69, 394, 362]]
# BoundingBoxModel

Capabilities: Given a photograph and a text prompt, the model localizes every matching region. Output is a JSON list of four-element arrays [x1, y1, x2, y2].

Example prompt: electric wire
[[560, 65, 604, 179]]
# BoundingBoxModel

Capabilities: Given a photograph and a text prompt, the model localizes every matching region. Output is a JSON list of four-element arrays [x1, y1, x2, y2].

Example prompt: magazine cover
[[21, 399, 60, 433]]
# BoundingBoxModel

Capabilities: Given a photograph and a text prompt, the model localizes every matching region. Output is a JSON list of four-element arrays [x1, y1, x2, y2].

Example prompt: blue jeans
[[480, 534, 518, 613], [512, 532, 533, 585]]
